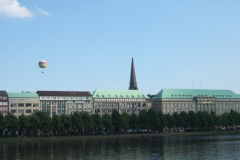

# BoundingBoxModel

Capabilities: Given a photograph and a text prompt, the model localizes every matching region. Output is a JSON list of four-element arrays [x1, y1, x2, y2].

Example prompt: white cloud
[[0, 0, 33, 18], [36, 6, 50, 16]]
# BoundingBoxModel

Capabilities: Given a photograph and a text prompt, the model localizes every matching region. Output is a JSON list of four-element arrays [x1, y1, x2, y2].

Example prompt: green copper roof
[[92, 89, 149, 99], [8, 93, 39, 98], [152, 89, 240, 100]]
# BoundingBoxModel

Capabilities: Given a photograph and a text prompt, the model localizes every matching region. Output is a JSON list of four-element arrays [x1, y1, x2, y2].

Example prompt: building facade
[[37, 91, 93, 117], [0, 90, 8, 116], [92, 90, 152, 116], [8, 93, 40, 117], [152, 89, 240, 115]]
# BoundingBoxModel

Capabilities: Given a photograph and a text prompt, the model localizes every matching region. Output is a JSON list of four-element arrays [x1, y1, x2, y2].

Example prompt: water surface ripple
[[1, 134, 240, 160]]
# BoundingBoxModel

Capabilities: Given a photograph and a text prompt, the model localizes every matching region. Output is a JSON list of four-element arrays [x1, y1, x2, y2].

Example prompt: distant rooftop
[[0, 90, 7, 96], [92, 89, 149, 98], [152, 89, 240, 99], [36, 91, 91, 96], [8, 93, 39, 98]]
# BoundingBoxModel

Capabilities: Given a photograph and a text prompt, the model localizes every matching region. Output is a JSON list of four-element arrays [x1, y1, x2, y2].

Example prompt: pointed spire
[[129, 56, 138, 90]]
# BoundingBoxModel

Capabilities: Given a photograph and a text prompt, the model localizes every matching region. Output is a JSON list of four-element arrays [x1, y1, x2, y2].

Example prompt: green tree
[[18, 114, 28, 134], [172, 112, 181, 129], [0, 113, 6, 134], [139, 109, 149, 130], [228, 110, 240, 128], [188, 111, 199, 131], [28, 114, 40, 135], [210, 111, 220, 129], [121, 112, 130, 133], [61, 114, 72, 133], [217, 115, 222, 128], [179, 111, 190, 129], [71, 112, 83, 133], [92, 113, 102, 132], [102, 113, 112, 133], [204, 111, 214, 129], [157, 111, 167, 131], [147, 108, 158, 131], [111, 110, 122, 132], [35, 111, 51, 133], [5, 112, 19, 135], [165, 114, 176, 130], [52, 115, 62, 134], [221, 113, 229, 128], [82, 112, 93, 133], [198, 111, 207, 130], [129, 113, 139, 131]]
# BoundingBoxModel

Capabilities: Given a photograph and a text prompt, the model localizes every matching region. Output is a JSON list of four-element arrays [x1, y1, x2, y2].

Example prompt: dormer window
[[132, 95, 134, 98], [120, 95, 123, 98], [96, 94, 99, 97], [115, 95, 118, 97]]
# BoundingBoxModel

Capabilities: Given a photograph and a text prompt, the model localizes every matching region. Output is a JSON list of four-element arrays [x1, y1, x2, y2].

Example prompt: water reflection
[[1, 134, 240, 160]]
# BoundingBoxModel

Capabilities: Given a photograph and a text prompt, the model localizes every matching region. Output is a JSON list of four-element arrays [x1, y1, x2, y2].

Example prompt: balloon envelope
[[39, 60, 47, 68]]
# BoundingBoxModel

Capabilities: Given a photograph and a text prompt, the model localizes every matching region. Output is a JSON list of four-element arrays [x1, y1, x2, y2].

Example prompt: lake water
[[1, 134, 240, 160]]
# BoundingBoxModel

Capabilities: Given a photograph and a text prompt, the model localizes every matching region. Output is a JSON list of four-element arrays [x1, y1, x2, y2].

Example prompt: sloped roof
[[92, 89, 149, 98], [152, 89, 240, 100], [8, 93, 39, 98], [0, 90, 7, 96], [129, 57, 138, 90], [36, 91, 91, 96]]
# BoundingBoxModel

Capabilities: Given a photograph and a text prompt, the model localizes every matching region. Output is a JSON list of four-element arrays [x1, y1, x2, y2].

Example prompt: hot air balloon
[[39, 60, 47, 73]]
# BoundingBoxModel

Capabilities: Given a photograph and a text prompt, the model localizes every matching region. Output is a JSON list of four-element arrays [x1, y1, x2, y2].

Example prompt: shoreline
[[1, 130, 240, 142]]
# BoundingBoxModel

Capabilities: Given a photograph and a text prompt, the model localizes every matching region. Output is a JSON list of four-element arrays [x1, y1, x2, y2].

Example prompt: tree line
[[0, 109, 240, 136]]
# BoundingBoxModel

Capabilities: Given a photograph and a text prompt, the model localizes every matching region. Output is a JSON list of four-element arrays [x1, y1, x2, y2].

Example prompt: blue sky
[[1, 0, 240, 95]]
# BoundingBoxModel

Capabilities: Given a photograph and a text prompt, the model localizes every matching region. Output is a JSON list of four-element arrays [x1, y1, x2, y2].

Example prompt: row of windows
[[68, 110, 92, 114], [0, 102, 8, 105], [68, 104, 92, 108], [159, 98, 240, 102], [0, 107, 7, 111], [42, 101, 66, 105], [42, 106, 65, 111], [94, 103, 147, 107], [98, 109, 141, 114], [10, 109, 39, 114], [94, 99, 146, 102], [40, 96, 91, 100], [95, 94, 145, 98], [163, 108, 240, 114], [10, 103, 39, 107], [96, 108, 141, 112], [154, 103, 240, 108], [0, 97, 7, 100]]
